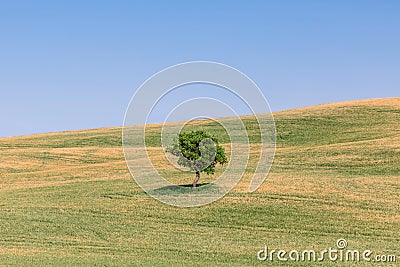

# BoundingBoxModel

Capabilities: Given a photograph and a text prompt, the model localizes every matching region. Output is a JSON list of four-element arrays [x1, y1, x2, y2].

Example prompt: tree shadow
[[179, 183, 209, 188], [151, 182, 221, 195]]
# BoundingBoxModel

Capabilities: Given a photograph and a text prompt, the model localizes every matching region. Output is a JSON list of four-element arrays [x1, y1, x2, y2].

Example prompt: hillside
[[0, 98, 399, 266]]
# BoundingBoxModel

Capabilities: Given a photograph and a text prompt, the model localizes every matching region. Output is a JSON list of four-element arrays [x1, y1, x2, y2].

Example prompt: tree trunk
[[192, 171, 200, 189], [192, 163, 200, 189]]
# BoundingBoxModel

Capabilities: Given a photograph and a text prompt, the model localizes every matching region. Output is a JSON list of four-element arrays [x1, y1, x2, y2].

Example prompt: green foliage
[[168, 130, 227, 175]]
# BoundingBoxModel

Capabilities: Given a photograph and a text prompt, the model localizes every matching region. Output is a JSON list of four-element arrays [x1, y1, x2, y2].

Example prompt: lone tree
[[168, 130, 227, 189]]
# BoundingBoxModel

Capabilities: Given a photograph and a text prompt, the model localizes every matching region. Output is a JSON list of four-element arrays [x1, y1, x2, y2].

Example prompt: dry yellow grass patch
[[277, 97, 400, 116]]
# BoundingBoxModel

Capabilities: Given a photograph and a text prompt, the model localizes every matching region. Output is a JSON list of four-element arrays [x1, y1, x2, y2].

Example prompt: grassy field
[[0, 98, 399, 266]]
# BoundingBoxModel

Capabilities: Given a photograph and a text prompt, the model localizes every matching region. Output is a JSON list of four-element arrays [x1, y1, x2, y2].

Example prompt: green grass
[[0, 98, 399, 266]]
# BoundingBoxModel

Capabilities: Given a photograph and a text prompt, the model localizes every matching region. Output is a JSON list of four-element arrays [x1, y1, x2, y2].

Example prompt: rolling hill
[[0, 98, 399, 266]]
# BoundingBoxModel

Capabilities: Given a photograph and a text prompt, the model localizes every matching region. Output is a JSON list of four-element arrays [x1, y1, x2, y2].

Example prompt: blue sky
[[1, 1, 399, 137]]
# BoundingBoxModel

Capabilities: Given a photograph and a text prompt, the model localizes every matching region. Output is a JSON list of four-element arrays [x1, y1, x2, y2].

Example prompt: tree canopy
[[167, 130, 227, 188]]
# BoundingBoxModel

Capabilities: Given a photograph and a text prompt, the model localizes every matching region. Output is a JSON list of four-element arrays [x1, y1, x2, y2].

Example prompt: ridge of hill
[[0, 98, 399, 266]]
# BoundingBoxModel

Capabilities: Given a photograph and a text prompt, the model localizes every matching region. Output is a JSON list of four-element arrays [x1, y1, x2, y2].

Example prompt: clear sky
[[1, 1, 399, 137]]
